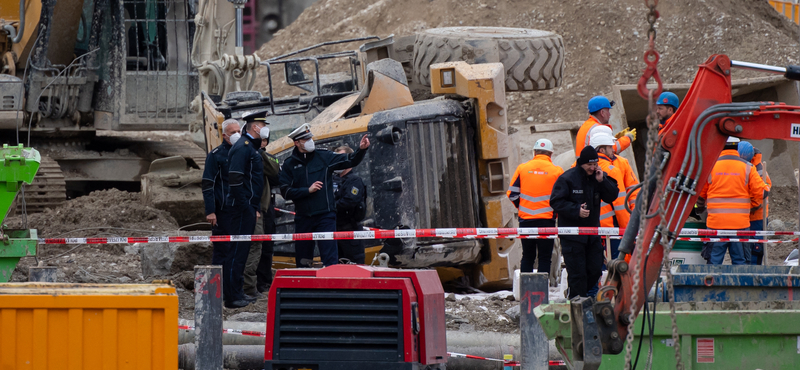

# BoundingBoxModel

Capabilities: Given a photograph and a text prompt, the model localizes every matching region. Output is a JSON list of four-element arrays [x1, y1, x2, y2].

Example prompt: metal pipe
[[234, 7, 243, 48], [11, 0, 24, 43], [178, 344, 265, 370], [177, 341, 564, 370], [730, 60, 786, 74]]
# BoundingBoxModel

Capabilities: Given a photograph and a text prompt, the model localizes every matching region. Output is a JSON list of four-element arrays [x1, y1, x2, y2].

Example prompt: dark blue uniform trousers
[[211, 208, 228, 266], [294, 211, 338, 267], [222, 205, 257, 303]]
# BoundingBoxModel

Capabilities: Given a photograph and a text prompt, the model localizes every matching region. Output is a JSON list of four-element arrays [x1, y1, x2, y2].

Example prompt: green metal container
[[0, 144, 41, 281], [536, 301, 800, 370], [674, 221, 706, 252]]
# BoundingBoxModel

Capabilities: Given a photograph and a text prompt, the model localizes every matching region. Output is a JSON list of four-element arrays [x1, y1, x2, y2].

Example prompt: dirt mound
[[255, 0, 799, 124], [13, 189, 178, 240]]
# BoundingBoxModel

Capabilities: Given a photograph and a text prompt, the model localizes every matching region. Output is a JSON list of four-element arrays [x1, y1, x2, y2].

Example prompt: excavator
[[536, 55, 800, 369]]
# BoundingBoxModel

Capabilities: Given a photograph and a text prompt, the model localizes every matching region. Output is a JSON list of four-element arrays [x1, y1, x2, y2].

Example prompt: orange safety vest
[[575, 116, 633, 156], [750, 150, 771, 221], [597, 154, 626, 228], [507, 154, 564, 220], [605, 154, 640, 229], [699, 149, 768, 230]]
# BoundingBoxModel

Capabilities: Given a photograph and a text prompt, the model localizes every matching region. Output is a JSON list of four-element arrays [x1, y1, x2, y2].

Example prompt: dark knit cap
[[577, 146, 599, 166]]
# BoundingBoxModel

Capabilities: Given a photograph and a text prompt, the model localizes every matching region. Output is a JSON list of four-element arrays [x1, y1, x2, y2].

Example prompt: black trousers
[[519, 219, 555, 274], [294, 211, 338, 267], [560, 235, 604, 299], [210, 208, 227, 266], [222, 205, 257, 303], [256, 206, 276, 289]]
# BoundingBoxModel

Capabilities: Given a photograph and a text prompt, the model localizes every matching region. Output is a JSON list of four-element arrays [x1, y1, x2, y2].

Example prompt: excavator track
[[16, 155, 67, 214]]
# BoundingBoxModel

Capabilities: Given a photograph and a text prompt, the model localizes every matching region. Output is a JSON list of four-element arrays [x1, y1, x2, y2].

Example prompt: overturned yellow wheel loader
[[202, 29, 565, 290]]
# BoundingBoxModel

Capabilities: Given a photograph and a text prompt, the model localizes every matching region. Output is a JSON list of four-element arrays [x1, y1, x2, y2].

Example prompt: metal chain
[[637, 0, 663, 100], [623, 89, 661, 370], [625, 1, 668, 368]]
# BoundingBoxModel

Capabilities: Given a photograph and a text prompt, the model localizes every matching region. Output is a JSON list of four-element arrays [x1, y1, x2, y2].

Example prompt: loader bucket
[[0, 144, 41, 281]]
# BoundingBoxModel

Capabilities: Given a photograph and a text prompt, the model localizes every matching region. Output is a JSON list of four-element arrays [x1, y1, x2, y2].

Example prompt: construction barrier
[[769, 0, 800, 25], [38, 227, 800, 245]]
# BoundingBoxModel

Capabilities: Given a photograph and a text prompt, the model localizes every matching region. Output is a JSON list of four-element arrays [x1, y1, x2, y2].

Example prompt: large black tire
[[412, 27, 565, 92]]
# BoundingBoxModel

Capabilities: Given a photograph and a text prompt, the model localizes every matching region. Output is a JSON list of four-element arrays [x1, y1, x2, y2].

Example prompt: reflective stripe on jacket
[[597, 154, 630, 228], [699, 149, 768, 230], [575, 116, 632, 156], [750, 150, 771, 221], [508, 154, 564, 220]]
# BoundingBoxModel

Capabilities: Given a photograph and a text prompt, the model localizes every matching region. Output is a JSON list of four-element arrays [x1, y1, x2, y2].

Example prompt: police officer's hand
[[579, 203, 590, 218], [595, 169, 604, 182], [309, 181, 323, 193], [256, 211, 261, 219], [360, 134, 370, 150], [206, 213, 217, 226]]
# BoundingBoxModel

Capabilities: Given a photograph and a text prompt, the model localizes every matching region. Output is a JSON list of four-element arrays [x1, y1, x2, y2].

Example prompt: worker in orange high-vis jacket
[[507, 138, 564, 274], [738, 141, 772, 265], [696, 137, 769, 265], [575, 96, 637, 156], [589, 133, 639, 260]]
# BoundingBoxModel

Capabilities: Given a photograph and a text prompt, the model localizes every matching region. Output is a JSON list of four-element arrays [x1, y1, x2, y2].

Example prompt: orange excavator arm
[[570, 54, 800, 367]]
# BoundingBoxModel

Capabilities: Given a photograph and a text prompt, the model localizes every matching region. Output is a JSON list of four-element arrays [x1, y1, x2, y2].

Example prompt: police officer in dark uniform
[[550, 146, 618, 299], [279, 123, 370, 267], [221, 118, 270, 308], [202, 118, 241, 265], [332, 145, 368, 264]]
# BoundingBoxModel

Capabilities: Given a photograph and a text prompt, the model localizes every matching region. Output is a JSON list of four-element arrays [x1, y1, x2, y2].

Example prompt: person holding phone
[[550, 146, 619, 299]]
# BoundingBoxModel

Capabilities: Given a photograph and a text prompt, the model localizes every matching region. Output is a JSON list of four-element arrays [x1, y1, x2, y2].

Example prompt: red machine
[[264, 265, 447, 370], [568, 54, 800, 368]]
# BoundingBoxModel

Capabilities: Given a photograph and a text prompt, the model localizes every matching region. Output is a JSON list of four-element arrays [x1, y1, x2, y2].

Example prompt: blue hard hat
[[738, 141, 754, 162], [587, 96, 614, 113], [657, 92, 680, 109]]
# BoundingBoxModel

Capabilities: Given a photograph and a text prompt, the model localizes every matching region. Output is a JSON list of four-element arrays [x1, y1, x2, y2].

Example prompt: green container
[[0, 144, 41, 282], [536, 301, 800, 370], [673, 221, 706, 252]]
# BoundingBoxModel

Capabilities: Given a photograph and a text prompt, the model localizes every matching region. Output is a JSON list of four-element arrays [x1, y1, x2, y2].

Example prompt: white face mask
[[333, 169, 344, 175], [259, 126, 270, 140], [303, 139, 315, 152], [229, 132, 241, 145]]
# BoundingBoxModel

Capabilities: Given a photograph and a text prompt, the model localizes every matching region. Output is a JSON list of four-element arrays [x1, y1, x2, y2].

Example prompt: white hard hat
[[590, 133, 615, 149], [726, 136, 740, 143], [534, 138, 554, 152], [592, 126, 613, 137]]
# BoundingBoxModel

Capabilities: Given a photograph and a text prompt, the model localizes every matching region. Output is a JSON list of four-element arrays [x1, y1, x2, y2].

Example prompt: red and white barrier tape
[[178, 324, 267, 338], [37, 227, 800, 245], [677, 237, 798, 243], [447, 352, 565, 367]]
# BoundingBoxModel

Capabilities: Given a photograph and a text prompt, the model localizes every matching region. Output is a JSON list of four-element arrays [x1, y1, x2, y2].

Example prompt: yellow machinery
[[201, 38, 554, 289]]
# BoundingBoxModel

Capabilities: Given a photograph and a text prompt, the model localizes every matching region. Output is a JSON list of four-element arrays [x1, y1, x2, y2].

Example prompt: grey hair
[[221, 119, 240, 132]]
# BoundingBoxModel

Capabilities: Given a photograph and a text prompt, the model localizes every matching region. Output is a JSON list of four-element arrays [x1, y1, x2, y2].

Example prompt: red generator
[[264, 264, 447, 370]]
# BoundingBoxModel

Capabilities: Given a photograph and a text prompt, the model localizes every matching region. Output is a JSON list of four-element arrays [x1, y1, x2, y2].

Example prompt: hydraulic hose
[[11, 0, 24, 43]]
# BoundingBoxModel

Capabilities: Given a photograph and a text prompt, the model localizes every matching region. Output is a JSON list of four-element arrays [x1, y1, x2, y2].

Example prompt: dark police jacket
[[201, 141, 232, 216], [333, 172, 367, 231], [279, 146, 368, 217], [226, 133, 265, 211], [550, 166, 618, 244]]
